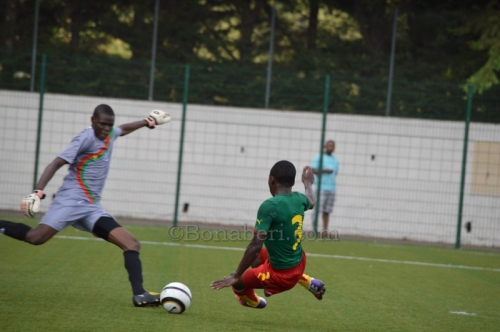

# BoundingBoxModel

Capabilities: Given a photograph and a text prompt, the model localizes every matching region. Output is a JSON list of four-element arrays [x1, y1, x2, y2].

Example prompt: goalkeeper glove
[[144, 110, 171, 129], [20, 190, 46, 218]]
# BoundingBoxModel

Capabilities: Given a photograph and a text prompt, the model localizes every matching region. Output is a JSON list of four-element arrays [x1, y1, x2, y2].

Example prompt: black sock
[[124, 250, 146, 295], [0, 220, 31, 241]]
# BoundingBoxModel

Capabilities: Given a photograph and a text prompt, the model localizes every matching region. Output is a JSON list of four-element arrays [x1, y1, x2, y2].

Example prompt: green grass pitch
[[1, 217, 499, 331]]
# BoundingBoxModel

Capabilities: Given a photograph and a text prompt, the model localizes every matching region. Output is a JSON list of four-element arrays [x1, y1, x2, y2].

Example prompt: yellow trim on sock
[[240, 294, 260, 307], [298, 274, 312, 288]]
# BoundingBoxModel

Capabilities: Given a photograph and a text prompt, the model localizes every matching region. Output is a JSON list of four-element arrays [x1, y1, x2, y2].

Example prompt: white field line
[[55, 235, 500, 273], [449, 311, 477, 316]]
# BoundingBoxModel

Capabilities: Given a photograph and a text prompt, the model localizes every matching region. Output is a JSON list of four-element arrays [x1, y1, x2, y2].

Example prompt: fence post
[[148, 0, 160, 101], [30, 0, 40, 92], [385, 6, 398, 116], [33, 53, 46, 189], [264, 1, 276, 109], [455, 85, 473, 249], [173, 64, 190, 227], [313, 74, 330, 236]]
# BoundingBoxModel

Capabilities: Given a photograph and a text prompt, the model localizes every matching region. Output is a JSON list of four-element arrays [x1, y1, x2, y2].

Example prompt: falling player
[[211, 160, 326, 308]]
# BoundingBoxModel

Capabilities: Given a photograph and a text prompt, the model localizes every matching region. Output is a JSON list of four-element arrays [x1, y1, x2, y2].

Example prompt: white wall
[[0, 90, 498, 247]]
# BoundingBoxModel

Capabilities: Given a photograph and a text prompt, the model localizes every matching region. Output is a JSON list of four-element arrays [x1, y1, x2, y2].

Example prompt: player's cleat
[[235, 295, 267, 309], [133, 291, 161, 307], [308, 278, 326, 300]]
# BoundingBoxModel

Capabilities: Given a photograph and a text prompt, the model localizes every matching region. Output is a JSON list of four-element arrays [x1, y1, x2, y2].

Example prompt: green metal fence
[[2, 51, 499, 122]]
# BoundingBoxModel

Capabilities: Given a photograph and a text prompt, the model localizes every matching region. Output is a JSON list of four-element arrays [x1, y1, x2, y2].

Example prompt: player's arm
[[35, 157, 68, 191], [233, 232, 266, 279], [251, 255, 263, 268], [313, 168, 332, 174], [119, 120, 150, 136], [312, 155, 333, 174], [210, 232, 266, 290], [302, 165, 316, 210], [119, 110, 171, 136], [21, 157, 67, 217]]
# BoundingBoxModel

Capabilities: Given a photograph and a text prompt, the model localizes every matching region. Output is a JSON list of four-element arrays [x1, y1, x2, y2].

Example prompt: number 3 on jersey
[[291, 214, 303, 250]]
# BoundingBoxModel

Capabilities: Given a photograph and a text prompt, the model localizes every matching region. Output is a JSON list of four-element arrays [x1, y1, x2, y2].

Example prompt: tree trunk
[[307, 0, 319, 50], [3, 0, 17, 52], [237, 0, 265, 63], [70, 20, 80, 57], [353, 0, 391, 62], [130, 3, 152, 60]]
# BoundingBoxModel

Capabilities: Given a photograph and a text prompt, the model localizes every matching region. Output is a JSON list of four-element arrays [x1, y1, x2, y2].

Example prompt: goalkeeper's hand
[[144, 110, 171, 129], [20, 190, 46, 218]]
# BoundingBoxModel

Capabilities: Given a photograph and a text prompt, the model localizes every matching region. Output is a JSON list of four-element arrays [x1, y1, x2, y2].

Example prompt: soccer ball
[[160, 282, 192, 314]]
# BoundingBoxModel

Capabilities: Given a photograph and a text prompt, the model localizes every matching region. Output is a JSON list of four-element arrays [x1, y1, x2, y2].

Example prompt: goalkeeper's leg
[[0, 220, 58, 245], [93, 217, 160, 307]]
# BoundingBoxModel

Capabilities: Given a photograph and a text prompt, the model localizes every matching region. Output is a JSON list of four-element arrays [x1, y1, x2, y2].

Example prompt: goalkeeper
[[0, 104, 170, 307]]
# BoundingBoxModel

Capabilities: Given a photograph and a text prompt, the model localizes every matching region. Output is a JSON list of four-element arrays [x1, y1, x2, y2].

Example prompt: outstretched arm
[[302, 166, 316, 210], [119, 120, 150, 136], [210, 232, 266, 290], [119, 110, 171, 136]]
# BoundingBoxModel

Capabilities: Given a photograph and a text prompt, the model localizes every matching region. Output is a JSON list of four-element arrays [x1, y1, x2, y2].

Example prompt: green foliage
[[0, 0, 495, 84], [1, 49, 499, 123], [2, 1, 500, 122], [1, 218, 500, 331], [459, 1, 500, 93]]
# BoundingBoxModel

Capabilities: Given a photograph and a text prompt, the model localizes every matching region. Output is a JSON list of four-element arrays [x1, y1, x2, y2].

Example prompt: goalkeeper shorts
[[39, 198, 114, 233]]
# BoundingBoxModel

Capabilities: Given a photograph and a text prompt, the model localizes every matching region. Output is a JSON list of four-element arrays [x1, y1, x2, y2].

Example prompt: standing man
[[0, 104, 170, 307], [210, 161, 326, 309], [311, 140, 339, 238]]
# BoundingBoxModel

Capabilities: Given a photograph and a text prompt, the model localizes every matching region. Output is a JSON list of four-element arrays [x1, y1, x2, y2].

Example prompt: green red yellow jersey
[[254, 192, 311, 269]]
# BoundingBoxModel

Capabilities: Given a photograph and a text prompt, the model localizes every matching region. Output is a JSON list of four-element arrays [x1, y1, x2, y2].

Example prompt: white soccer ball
[[160, 282, 192, 314]]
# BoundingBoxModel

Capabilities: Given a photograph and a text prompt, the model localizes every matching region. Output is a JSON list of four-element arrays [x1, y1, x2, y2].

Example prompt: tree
[[326, 0, 397, 63], [307, 0, 319, 50], [2, 0, 17, 52], [459, 1, 500, 93]]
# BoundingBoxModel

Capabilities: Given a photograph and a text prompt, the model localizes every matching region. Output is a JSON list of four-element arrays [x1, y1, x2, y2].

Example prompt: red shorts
[[242, 247, 307, 296]]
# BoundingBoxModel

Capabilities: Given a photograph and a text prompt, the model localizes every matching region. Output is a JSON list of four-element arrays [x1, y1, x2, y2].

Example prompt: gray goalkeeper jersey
[[55, 126, 122, 204]]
